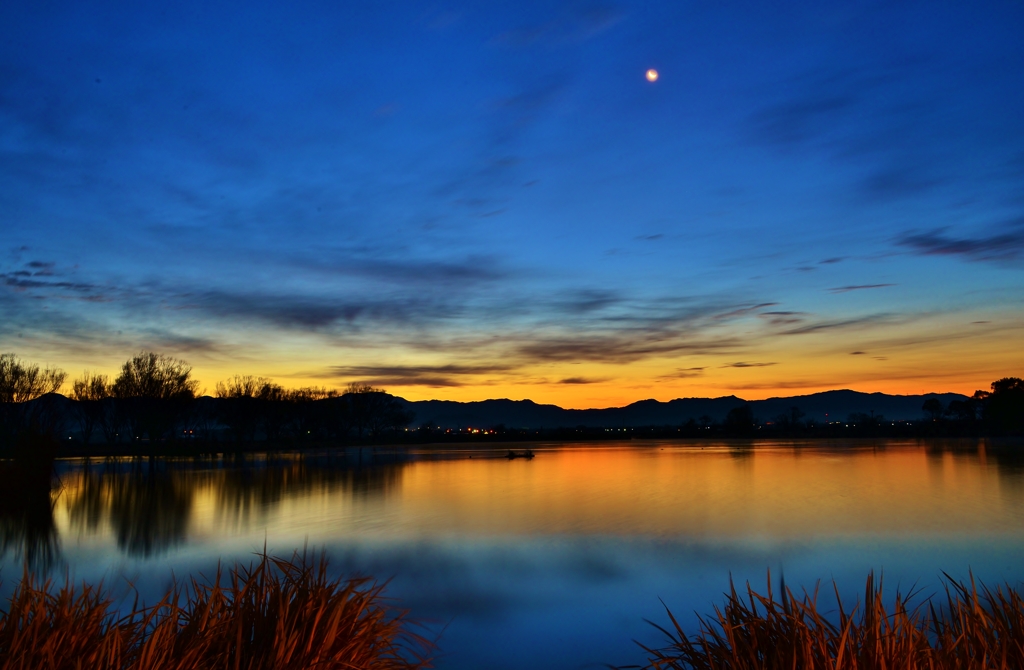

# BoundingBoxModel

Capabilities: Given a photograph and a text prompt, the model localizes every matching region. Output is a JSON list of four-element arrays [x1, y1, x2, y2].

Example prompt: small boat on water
[[506, 449, 535, 460]]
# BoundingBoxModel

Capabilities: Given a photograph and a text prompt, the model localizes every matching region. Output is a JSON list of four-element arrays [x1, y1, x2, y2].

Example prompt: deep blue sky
[[2, 1, 1023, 406]]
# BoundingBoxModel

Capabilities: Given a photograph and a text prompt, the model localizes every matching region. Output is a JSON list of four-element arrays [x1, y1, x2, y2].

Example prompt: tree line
[[0, 352, 415, 452], [718, 377, 1023, 437], [1, 351, 1022, 452], [919, 379, 1024, 435]]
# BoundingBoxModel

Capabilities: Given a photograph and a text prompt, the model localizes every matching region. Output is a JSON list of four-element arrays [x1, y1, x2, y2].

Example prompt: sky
[[2, 0, 1023, 408]]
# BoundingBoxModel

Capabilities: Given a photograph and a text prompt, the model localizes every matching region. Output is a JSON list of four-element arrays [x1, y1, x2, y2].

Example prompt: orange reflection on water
[[394, 442, 1023, 539], [45, 441, 1024, 564]]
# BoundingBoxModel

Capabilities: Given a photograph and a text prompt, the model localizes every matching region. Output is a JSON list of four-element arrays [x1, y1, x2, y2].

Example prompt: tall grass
[[0, 550, 433, 669], [627, 571, 1024, 670]]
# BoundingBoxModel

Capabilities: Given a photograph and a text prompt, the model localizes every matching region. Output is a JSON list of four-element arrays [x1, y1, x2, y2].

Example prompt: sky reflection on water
[[5, 441, 1024, 669]]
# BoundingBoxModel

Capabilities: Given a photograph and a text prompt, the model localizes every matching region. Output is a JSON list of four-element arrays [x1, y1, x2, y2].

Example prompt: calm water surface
[[5, 440, 1024, 669]]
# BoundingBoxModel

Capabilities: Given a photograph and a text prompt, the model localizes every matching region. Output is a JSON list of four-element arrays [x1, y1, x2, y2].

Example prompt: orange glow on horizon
[[18, 311, 1024, 409], [25, 353, 1021, 409]]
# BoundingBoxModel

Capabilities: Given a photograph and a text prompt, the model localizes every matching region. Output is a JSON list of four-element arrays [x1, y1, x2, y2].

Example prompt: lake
[[5, 440, 1024, 669]]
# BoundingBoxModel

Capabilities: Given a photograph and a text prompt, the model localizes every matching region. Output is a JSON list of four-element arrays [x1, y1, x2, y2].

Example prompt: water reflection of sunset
[[52, 443, 1024, 557], [395, 444, 1022, 538], [26, 443, 1024, 670]]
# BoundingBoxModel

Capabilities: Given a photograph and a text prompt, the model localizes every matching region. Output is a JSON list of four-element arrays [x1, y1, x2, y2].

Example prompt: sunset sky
[[2, 1, 1023, 408]]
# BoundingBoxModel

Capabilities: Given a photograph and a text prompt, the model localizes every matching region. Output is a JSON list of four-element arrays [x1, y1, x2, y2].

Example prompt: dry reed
[[0, 550, 433, 670], [626, 571, 1024, 670]]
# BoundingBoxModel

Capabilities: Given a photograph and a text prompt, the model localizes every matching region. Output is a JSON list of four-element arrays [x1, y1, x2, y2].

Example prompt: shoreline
[[38, 434, 1023, 462]]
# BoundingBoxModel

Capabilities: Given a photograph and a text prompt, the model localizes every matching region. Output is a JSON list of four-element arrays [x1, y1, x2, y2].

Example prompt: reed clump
[[0, 550, 432, 670], [629, 572, 1024, 670]]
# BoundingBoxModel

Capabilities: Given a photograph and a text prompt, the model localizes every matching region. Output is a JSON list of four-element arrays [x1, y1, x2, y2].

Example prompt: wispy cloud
[[3, 256, 790, 373], [515, 334, 741, 364], [490, 3, 622, 47], [553, 289, 623, 315], [558, 377, 603, 385], [657, 367, 706, 380], [780, 314, 896, 336], [1, 1, 1021, 405], [301, 253, 512, 287], [759, 311, 805, 326], [320, 363, 516, 387], [1, 260, 108, 297], [2, 275, 98, 292], [898, 219, 1024, 263], [180, 290, 460, 330], [828, 284, 895, 293], [723, 362, 777, 368], [752, 90, 857, 147], [137, 331, 224, 355], [711, 303, 779, 321], [726, 379, 848, 391]]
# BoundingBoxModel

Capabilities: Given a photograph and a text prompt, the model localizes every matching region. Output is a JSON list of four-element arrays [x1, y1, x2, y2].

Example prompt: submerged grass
[[0, 550, 433, 670], [626, 571, 1024, 670]]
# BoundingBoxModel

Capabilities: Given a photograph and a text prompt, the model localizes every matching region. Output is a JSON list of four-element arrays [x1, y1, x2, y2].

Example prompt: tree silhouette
[[922, 397, 945, 422], [216, 375, 278, 445], [107, 465, 193, 557], [343, 384, 414, 438], [0, 353, 67, 403], [773, 406, 805, 431], [0, 354, 66, 568], [945, 398, 978, 422], [724, 405, 755, 434], [0, 353, 67, 451], [70, 371, 110, 445], [287, 387, 337, 440], [983, 377, 1024, 435], [0, 457, 60, 571], [113, 352, 199, 442], [258, 383, 289, 442]]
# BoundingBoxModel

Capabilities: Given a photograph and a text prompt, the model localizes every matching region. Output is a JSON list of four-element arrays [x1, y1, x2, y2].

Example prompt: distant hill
[[399, 390, 969, 429]]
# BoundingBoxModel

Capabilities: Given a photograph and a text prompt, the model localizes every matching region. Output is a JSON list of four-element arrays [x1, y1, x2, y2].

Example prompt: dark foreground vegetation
[[2, 555, 1022, 670], [625, 572, 1024, 670], [0, 550, 432, 670]]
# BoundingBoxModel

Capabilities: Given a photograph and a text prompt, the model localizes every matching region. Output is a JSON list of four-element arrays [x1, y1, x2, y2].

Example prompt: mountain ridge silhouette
[[396, 389, 969, 429]]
